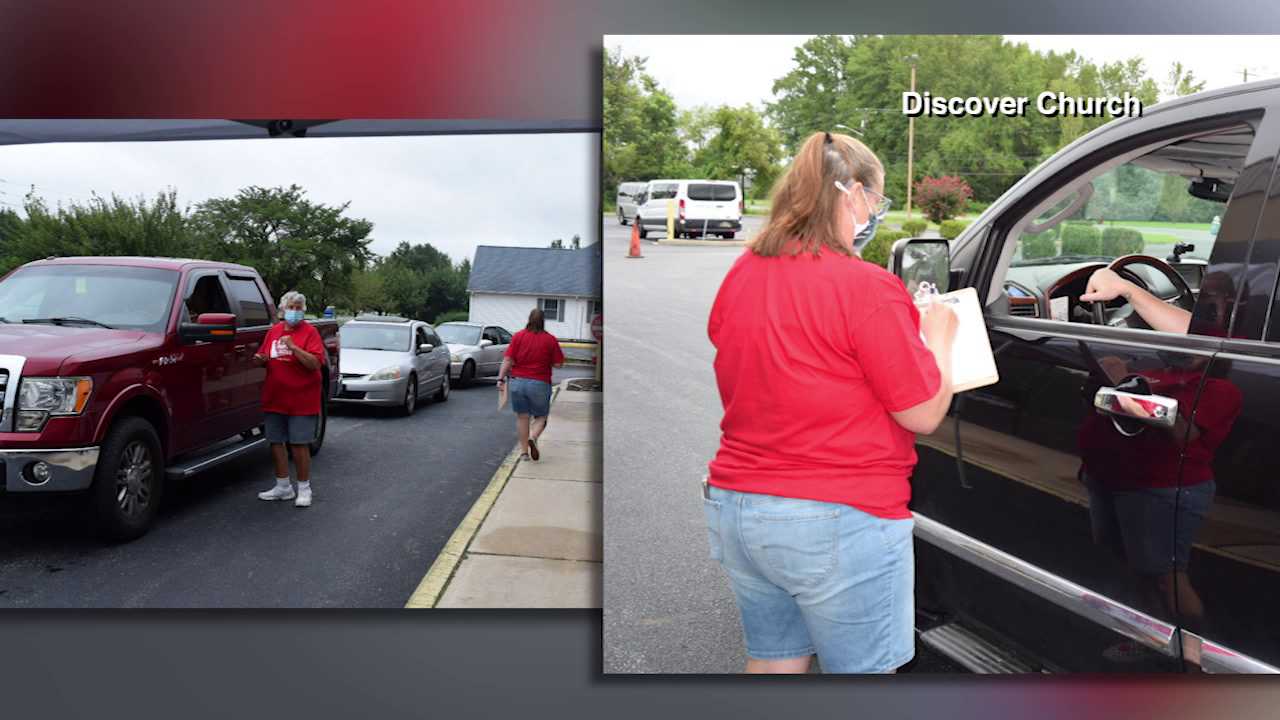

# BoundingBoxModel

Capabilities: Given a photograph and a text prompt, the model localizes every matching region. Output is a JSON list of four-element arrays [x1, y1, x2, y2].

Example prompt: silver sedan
[[436, 322, 512, 386], [333, 317, 451, 416]]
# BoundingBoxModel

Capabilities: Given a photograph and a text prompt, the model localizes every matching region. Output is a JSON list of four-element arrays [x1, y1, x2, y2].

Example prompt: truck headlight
[[16, 377, 93, 431], [19, 377, 93, 414], [369, 366, 402, 381]]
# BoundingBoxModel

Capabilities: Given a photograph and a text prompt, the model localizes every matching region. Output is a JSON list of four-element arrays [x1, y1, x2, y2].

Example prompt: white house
[[467, 244, 601, 342]]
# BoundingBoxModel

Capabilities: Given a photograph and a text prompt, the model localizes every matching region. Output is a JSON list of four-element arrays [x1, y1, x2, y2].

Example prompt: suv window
[[185, 273, 232, 322], [226, 274, 271, 327], [687, 183, 737, 201], [999, 122, 1256, 336]]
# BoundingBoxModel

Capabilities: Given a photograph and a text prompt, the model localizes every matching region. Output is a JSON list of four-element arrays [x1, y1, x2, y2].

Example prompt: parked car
[[616, 181, 646, 225], [0, 256, 340, 541], [890, 79, 1280, 674], [435, 321, 511, 386], [333, 316, 450, 415], [635, 179, 742, 239]]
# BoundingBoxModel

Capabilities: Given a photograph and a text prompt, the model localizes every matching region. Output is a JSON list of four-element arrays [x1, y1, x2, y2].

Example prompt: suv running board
[[165, 434, 268, 481], [919, 623, 1042, 674]]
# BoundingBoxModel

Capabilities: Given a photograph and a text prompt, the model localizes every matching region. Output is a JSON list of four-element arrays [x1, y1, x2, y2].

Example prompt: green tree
[[380, 241, 470, 322], [7, 188, 196, 273], [190, 185, 374, 311], [692, 105, 785, 197], [767, 35, 859, 152]]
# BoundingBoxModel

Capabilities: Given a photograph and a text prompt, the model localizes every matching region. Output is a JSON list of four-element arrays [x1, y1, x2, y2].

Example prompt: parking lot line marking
[[405, 445, 522, 608]]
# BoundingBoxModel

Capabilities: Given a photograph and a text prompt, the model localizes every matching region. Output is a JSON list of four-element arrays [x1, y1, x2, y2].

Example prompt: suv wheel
[[85, 416, 164, 542]]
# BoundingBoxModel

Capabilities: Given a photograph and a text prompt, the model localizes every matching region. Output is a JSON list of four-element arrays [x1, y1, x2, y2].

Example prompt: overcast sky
[[605, 35, 1280, 111], [0, 132, 598, 264]]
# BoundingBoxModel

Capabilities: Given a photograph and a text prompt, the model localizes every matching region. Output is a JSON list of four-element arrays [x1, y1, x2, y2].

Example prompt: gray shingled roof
[[468, 244, 601, 297]]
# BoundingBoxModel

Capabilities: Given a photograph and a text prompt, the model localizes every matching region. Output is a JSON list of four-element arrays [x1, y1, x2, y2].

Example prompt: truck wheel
[[85, 416, 164, 542], [308, 391, 328, 456], [460, 360, 476, 388], [400, 375, 418, 416], [434, 372, 450, 402]]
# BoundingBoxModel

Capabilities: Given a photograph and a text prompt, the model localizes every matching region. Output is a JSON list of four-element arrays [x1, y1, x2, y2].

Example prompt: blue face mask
[[284, 310, 304, 325]]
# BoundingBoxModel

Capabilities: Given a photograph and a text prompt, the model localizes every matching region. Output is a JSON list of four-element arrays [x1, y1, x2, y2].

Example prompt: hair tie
[[824, 131, 832, 144]]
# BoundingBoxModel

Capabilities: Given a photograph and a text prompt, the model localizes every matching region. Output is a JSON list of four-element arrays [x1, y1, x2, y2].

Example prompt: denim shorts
[[1084, 476, 1215, 575], [703, 484, 915, 673], [264, 412, 319, 445], [509, 376, 552, 416]]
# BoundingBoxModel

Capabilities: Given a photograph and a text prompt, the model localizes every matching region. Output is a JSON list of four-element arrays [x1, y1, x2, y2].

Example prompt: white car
[[435, 322, 512, 386]]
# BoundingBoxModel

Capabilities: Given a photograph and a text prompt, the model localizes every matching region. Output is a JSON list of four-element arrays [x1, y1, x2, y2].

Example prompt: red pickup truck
[[0, 256, 339, 540]]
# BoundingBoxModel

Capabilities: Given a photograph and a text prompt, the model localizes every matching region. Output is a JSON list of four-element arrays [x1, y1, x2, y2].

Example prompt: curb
[[403, 383, 565, 609]]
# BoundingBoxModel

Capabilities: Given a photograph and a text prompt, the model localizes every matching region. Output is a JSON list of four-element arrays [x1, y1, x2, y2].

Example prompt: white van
[[615, 182, 647, 225], [634, 179, 742, 239]]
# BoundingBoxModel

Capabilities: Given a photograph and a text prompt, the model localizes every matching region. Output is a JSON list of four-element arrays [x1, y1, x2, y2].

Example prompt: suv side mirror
[[180, 312, 238, 343], [890, 238, 952, 295]]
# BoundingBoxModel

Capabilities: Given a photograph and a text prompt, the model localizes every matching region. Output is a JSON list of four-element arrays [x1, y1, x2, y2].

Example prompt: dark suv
[[894, 78, 1280, 673]]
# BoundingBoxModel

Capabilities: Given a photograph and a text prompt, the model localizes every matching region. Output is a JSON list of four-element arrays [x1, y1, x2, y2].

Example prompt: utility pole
[[904, 54, 919, 221]]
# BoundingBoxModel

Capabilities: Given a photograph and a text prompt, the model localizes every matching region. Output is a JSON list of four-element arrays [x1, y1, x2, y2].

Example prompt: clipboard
[[498, 381, 509, 410], [916, 284, 999, 393]]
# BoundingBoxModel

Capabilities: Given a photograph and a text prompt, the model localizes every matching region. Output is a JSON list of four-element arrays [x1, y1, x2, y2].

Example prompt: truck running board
[[165, 435, 268, 481], [919, 623, 1042, 674]]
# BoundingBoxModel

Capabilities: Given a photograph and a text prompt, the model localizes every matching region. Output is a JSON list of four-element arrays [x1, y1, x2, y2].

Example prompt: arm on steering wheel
[[1080, 267, 1191, 333]]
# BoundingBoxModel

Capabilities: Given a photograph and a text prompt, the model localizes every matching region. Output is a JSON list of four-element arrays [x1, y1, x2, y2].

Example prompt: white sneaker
[[295, 486, 312, 507], [258, 484, 296, 501]]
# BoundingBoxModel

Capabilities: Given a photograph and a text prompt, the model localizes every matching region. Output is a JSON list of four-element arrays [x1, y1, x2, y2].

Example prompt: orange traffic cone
[[626, 218, 644, 259]]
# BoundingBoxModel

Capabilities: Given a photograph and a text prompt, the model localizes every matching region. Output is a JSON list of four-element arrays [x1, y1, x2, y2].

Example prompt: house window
[[591, 301, 602, 318], [539, 298, 563, 322]]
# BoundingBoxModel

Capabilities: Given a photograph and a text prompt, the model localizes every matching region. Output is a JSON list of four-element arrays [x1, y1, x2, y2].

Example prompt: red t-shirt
[[707, 249, 942, 519], [505, 329, 565, 384], [261, 320, 326, 415]]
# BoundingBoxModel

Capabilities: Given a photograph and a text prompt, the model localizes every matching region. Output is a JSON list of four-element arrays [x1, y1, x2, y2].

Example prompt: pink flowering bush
[[913, 175, 974, 224]]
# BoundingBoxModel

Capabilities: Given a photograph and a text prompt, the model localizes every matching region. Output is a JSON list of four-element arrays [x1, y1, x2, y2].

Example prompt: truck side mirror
[[180, 312, 238, 343], [890, 238, 952, 295]]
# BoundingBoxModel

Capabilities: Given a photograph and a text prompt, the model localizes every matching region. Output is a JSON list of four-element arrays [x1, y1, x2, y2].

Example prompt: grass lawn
[[1106, 220, 1214, 231], [1139, 232, 1182, 245]]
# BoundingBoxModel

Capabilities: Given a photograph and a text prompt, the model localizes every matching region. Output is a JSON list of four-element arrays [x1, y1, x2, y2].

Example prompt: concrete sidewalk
[[406, 380, 602, 608]]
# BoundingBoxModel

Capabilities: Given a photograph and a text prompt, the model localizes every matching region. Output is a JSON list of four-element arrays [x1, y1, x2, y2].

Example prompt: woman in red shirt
[[497, 308, 564, 461], [253, 290, 325, 508], [705, 131, 957, 673]]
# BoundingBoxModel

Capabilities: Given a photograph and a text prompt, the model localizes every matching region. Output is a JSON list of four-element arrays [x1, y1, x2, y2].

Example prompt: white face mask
[[834, 181, 880, 251]]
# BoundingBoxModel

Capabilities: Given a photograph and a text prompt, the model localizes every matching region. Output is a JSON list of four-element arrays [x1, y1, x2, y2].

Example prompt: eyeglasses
[[836, 181, 893, 219]]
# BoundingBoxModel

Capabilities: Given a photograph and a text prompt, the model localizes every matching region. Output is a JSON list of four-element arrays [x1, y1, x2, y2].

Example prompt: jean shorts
[[1084, 475, 1215, 575], [264, 412, 319, 445], [703, 484, 915, 673], [509, 376, 552, 416]]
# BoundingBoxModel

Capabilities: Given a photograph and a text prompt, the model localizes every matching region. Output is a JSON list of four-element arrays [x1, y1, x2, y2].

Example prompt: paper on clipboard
[[916, 284, 999, 393], [498, 382, 509, 410]]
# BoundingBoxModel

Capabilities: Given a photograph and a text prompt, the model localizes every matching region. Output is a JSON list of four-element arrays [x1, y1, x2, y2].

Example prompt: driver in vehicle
[[1081, 267, 1234, 337]]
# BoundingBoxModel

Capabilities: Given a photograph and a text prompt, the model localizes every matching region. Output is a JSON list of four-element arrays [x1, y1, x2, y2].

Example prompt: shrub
[[900, 218, 929, 236], [913, 175, 974, 223], [433, 310, 469, 325], [1061, 224, 1101, 255], [1021, 233, 1057, 260], [861, 229, 908, 268], [938, 219, 971, 240], [1101, 227, 1144, 256]]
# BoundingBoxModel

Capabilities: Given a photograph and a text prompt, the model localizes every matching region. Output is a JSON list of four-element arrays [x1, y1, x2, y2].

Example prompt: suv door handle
[[1093, 386, 1178, 428]]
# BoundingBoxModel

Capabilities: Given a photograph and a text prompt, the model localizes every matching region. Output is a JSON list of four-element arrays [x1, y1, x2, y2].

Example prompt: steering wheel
[[1091, 254, 1195, 327]]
